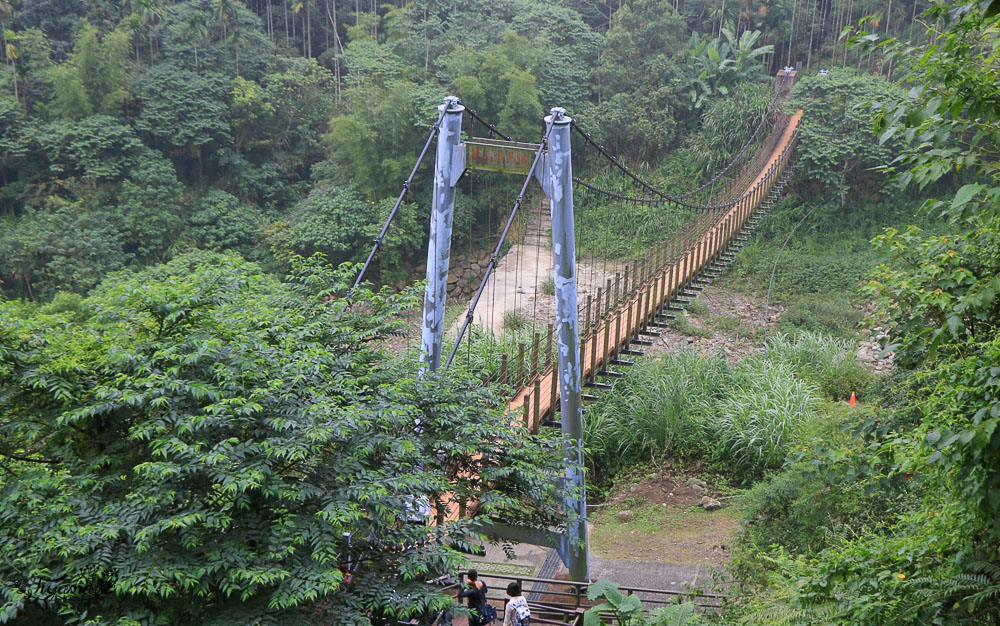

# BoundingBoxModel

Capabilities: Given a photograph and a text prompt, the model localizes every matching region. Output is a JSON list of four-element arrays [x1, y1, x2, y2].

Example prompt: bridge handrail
[[456, 570, 724, 603]]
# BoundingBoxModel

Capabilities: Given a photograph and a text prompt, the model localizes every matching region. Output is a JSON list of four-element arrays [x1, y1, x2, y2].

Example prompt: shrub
[[738, 464, 867, 558], [670, 310, 712, 338], [765, 331, 872, 400], [687, 299, 708, 317]]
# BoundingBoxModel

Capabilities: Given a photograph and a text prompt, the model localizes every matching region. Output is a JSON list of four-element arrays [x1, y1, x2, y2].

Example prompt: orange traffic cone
[[849, 391, 856, 408]]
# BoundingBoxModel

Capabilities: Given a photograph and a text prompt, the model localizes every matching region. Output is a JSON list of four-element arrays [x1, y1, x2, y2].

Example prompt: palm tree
[[0, 0, 17, 101], [212, 0, 236, 41], [130, 0, 164, 62], [182, 10, 209, 72]]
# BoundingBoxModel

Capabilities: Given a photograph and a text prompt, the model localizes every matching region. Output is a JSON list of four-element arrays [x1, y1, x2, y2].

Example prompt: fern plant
[[908, 558, 1000, 623]]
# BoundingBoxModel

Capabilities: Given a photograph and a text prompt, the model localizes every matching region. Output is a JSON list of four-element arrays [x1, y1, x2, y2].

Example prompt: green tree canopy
[[132, 63, 231, 168], [0, 197, 128, 299], [790, 68, 903, 207], [0, 252, 571, 623]]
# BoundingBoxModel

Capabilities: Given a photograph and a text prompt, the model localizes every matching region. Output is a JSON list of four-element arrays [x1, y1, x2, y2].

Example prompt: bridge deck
[[506, 111, 803, 433]]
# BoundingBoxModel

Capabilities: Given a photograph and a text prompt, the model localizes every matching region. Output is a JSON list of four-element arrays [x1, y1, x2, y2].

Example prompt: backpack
[[511, 598, 531, 626]]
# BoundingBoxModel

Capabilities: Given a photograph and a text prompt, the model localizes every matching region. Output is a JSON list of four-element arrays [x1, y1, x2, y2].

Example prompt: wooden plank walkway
[[506, 111, 803, 433]]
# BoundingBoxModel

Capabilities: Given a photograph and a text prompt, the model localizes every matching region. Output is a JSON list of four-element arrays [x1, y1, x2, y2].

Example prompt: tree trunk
[[0, 19, 14, 102], [787, 0, 799, 66], [327, 0, 342, 102], [266, 0, 274, 42], [284, 0, 289, 46], [843, 0, 853, 66], [806, 0, 816, 69]]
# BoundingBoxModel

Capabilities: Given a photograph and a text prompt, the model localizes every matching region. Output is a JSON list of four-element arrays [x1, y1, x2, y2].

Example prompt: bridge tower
[[419, 96, 465, 371], [543, 107, 589, 582]]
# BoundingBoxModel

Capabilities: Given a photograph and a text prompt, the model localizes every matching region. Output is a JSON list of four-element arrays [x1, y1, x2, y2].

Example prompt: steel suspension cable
[[463, 106, 514, 142], [569, 74, 790, 210], [444, 117, 556, 370], [571, 111, 793, 212], [345, 106, 449, 299]]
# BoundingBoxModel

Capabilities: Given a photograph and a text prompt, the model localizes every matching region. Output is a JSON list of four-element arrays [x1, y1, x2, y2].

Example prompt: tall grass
[[711, 357, 818, 478], [584, 350, 729, 479], [583, 346, 831, 484], [765, 331, 872, 400]]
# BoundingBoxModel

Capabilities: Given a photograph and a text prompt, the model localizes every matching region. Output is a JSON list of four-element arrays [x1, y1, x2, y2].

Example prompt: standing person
[[503, 582, 531, 626], [457, 569, 493, 625]]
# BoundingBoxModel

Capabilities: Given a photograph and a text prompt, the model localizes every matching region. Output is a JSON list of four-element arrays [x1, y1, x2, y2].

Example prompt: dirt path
[[449, 199, 623, 334], [590, 473, 741, 566]]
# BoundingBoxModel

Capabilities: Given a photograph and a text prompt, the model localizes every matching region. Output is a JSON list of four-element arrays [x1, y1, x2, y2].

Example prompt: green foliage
[[109, 147, 186, 263], [732, 236, 875, 299], [777, 292, 862, 339], [585, 344, 839, 483], [187, 189, 263, 258], [714, 357, 818, 477], [737, 460, 907, 562], [765, 331, 872, 400], [35, 114, 144, 181], [583, 349, 729, 481], [921, 335, 1000, 541], [596, 0, 685, 98], [687, 81, 774, 171], [790, 69, 902, 205], [502, 309, 528, 332], [498, 69, 543, 142], [583, 580, 705, 626], [684, 28, 773, 111], [868, 218, 1000, 365], [0, 252, 572, 623], [133, 63, 231, 160], [591, 0, 685, 158], [583, 580, 645, 626], [669, 309, 711, 338], [270, 184, 378, 267], [46, 23, 132, 119], [0, 198, 128, 298], [584, 350, 730, 478], [575, 186, 691, 259]]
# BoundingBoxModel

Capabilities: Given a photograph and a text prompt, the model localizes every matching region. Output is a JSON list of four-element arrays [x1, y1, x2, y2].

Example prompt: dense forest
[[2, 0, 999, 624], [1, 0, 930, 299]]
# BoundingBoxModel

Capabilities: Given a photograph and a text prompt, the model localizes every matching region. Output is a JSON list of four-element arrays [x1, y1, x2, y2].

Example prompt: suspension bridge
[[346, 70, 802, 587]]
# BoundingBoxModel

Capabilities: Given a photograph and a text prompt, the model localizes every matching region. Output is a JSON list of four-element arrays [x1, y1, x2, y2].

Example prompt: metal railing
[[458, 571, 723, 613]]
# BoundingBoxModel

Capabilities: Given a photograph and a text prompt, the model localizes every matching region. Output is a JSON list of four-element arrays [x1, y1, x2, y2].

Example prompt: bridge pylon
[[419, 96, 465, 372], [539, 107, 589, 582]]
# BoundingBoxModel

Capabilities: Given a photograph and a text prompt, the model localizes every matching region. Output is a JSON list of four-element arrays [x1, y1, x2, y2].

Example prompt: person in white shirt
[[503, 581, 530, 626]]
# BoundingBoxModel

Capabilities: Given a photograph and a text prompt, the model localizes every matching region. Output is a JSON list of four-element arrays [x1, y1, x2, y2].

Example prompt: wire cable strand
[[444, 117, 557, 370]]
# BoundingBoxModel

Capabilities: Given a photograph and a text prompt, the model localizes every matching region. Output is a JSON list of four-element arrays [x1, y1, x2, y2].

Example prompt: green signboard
[[464, 138, 542, 175]]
